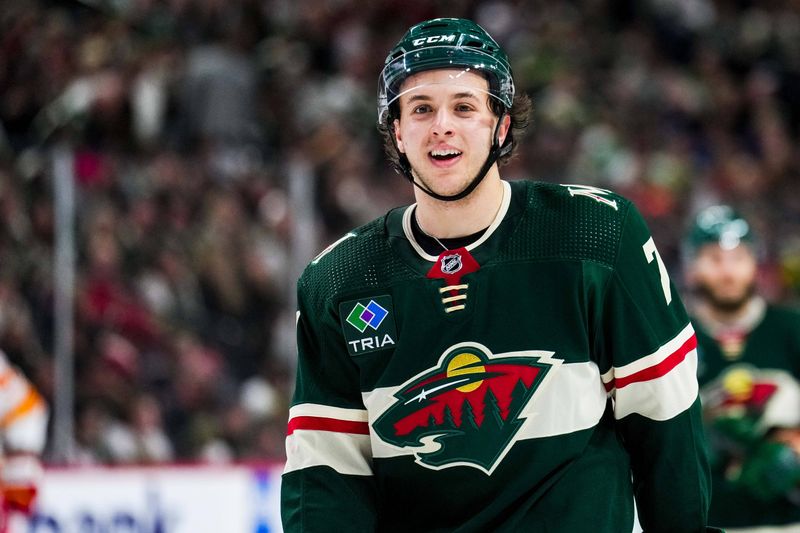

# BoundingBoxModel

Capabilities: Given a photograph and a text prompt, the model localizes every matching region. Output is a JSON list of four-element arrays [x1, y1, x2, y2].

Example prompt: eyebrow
[[405, 91, 481, 104]]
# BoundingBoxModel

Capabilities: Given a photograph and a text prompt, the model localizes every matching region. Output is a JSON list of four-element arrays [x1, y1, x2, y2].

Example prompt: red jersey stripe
[[287, 415, 370, 436], [605, 334, 698, 392]]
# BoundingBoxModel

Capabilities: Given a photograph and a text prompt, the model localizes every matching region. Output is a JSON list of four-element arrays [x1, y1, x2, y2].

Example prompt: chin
[[710, 296, 750, 313], [698, 284, 756, 313], [418, 173, 471, 197]]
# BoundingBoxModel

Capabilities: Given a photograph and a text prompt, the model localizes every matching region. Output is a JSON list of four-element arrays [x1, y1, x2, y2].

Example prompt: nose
[[431, 109, 454, 136]]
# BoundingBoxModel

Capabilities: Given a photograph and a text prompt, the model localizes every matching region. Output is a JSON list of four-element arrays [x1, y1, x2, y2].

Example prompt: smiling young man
[[282, 18, 717, 532], [686, 206, 800, 531]]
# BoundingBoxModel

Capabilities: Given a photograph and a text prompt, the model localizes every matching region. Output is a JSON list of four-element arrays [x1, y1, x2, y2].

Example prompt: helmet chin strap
[[391, 114, 510, 203]]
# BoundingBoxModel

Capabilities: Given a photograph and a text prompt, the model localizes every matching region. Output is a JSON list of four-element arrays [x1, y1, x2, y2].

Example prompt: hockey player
[[282, 18, 718, 532], [686, 205, 800, 531], [0, 349, 48, 533]]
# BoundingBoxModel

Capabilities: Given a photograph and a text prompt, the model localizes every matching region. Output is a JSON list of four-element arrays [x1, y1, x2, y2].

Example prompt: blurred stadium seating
[[0, 0, 798, 467]]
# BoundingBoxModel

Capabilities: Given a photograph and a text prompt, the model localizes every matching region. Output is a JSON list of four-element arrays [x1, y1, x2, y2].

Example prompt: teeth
[[430, 148, 462, 156]]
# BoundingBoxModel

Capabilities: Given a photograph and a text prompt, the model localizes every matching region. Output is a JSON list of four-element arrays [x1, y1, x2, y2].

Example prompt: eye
[[455, 103, 475, 113], [412, 104, 431, 114]]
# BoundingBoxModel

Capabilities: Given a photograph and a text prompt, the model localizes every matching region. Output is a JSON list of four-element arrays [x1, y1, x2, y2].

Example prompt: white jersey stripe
[[288, 403, 369, 422], [516, 360, 607, 440], [613, 348, 699, 421], [284, 430, 372, 476], [610, 323, 695, 380]]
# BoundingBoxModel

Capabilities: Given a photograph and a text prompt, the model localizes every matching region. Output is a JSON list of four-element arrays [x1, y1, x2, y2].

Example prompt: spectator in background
[[178, 4, 264, 183], [685, 205, 800, 531]]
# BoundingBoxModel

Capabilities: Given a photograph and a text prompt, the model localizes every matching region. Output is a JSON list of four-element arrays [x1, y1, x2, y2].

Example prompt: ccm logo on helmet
[[412, 35, 456, 46]]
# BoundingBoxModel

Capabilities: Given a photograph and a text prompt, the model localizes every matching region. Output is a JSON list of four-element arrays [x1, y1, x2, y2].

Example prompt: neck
[[413, 172, 504, 238], [692, 295, 766, 334]]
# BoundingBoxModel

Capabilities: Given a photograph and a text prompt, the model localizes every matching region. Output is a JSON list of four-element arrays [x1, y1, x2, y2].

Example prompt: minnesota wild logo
[[373, 342, 558, 474]]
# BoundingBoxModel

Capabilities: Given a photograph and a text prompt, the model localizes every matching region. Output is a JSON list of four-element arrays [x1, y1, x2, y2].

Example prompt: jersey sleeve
[[594, 203, 712, 532], [281, 277, 377, 532]]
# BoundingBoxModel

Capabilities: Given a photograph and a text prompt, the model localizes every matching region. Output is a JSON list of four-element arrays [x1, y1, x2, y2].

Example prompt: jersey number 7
[[642, 237, 672, 305]]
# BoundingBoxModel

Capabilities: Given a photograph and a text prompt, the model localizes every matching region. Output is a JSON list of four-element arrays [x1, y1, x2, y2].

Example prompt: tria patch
[[339, 296, 397, 356], [373, 342, 559, 474]]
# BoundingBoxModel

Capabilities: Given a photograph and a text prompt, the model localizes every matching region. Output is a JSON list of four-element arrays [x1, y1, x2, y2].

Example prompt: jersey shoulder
[[298, 215, 415, 306], [762, 304, 800, 333], [501, 180, 636, 268]]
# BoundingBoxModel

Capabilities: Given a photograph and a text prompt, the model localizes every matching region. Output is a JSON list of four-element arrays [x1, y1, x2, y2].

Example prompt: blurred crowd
[[0, 0, 799, 465]]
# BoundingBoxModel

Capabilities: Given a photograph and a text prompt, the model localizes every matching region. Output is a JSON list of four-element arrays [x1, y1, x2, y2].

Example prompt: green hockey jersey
[[282, 180, 712, 532], [694, 301, 800, 529]]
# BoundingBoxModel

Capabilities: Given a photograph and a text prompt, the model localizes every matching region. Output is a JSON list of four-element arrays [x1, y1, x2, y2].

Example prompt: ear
[[684, 260, 700, 288], [393, 118, 405, 153], [685, 266, 696, 286], [498, 113, 512, 146]]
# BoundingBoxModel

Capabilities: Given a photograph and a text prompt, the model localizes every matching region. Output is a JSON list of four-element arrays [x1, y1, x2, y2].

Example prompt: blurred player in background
[[0, 349, 48, 533], [686, 205, 800, 531], [283, 17, 719, 532]]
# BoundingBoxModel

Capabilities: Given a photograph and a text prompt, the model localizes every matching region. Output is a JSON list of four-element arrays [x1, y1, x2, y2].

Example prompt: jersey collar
[[400, 180, 512, 262]]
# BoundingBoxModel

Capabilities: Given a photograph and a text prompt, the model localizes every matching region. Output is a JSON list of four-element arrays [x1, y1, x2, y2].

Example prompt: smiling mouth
[[429, 148, 463, 163]]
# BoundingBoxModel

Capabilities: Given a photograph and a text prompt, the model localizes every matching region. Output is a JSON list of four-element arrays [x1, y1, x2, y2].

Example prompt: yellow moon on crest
[[446, 353, 486, 392]]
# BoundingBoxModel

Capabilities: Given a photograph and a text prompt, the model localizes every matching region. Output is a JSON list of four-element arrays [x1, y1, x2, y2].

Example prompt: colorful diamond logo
[[346, 300, 388, 332]]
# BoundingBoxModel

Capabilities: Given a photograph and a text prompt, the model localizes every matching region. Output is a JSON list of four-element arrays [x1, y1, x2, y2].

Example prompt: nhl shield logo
[[373, 342, 559, 474], [440, 253, 462, 275]]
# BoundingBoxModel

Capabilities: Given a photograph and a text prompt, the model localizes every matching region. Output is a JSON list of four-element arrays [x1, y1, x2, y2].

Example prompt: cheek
[[395, 122, 420, 154], [735, 261, 757, 282], [692, 259, 718, 282], [719, 254, 756, 281], [475, 115, 496, 131], [471, 116, 502, 144]]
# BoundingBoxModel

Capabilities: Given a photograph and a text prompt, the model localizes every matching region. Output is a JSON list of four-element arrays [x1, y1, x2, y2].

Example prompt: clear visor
[[377, 46, 514, 124]]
